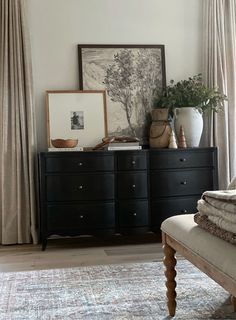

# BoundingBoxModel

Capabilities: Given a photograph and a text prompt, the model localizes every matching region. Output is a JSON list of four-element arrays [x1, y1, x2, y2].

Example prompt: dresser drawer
[[150, 149, 215, 169], [117, 172, 148, 199], [46, 202, 115, 231], [150, 169, 213, 197], [118, 200, 149, 227], [116, 152, 147, 170], [151, 196, 199, 228], [45, 154, 114, 173], [46, 174, 114, 201]]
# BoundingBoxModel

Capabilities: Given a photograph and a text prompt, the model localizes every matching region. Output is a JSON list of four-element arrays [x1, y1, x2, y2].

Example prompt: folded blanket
[[197, 199, 236, 223], [202, 189, 236, 202], [194, 213, 236, 245], [207, 214, 236, 234], [201, 196, 236, 214]]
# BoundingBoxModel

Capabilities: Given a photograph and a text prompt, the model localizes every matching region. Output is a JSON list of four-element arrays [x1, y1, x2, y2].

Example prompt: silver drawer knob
[[78, 162, 83, 166], [79, 185, 83, 189], [133, 212, 137, 216], [181, 181, 187, 185], [80, 215, 84, 219], [132, 184, 136, 188], [132, 160, 136, 165], [180, 158, 186, 162], [181, 209, 187, 213]]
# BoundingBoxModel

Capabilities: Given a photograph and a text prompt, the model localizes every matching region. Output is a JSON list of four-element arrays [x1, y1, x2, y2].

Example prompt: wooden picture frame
[[78, 44, 166, 145], [46, 90, 108, 148]]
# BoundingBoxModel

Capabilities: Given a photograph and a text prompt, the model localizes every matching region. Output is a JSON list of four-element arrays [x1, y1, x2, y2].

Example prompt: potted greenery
[[154, 74, 227, 147]]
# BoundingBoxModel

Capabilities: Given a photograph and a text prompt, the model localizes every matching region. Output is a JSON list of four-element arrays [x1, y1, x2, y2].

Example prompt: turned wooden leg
[[231, 295, 236, 312], [163, 242, 177, 317]]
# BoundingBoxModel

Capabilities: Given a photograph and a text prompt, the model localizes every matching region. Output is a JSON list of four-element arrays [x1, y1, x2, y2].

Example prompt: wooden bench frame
[[162, 231, 236, 317]]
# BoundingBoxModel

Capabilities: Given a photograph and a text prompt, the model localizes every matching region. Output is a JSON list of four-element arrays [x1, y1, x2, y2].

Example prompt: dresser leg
[[42, 239, 47, 251], [163, 241, 177, 317]]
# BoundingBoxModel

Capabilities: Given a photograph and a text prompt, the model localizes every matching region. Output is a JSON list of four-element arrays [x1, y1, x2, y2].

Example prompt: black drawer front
[[150, 169, 213, 197], [117, 172, 148, 199], [150, 149, 215, 169], [46, 202, 115, 231], [46, 174, 114, 201], [117, 153, 147, 170], [151, 196, 200, 228], [118, 200, 149, 227], [45, 154, 114, 172]]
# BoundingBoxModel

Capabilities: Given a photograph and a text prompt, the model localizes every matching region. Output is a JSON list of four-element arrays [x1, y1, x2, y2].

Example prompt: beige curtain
[[0, 0, 38, 244], [202, 0, 236, 189]]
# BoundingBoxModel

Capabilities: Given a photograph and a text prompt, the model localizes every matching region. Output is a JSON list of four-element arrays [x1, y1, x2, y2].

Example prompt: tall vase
[[173, 107, 203, 147], [149, 108, 172, 148]]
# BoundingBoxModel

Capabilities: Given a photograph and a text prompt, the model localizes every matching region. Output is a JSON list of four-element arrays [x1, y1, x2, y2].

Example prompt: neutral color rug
[[0, 260, 235, 320]]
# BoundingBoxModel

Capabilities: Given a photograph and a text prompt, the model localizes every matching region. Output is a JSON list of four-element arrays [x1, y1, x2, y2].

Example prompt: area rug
[[0, 260, 235, 320]]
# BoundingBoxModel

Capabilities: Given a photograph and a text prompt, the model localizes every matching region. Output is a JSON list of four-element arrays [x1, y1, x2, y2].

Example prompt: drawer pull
[[180, 158, 186, 162], [132, 160, 136, 165], [181, 209, 187, 213], [133, 212, 137, 216], [78, 162, 83, 166], [180, 181, 187, 185], [80, 215, 84, 219], [79, 185, 83, 189], [132, 184, 136, 188]]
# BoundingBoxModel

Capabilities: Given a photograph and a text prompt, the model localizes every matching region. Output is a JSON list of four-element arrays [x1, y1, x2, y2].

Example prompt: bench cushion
[[161, 214, 236, 281]]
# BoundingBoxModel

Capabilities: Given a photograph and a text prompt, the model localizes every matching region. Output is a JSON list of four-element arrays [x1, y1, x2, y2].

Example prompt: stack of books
[[48, 146, 84, 152], [106, 141, 142, 151]]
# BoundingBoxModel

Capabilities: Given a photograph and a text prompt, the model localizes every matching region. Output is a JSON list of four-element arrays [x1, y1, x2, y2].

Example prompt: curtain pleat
[[0, 0, 38, 244], [202, 0, 236, 189]]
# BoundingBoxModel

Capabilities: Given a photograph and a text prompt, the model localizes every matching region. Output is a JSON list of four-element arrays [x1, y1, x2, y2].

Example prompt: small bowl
[[51, 139, 78, 148]]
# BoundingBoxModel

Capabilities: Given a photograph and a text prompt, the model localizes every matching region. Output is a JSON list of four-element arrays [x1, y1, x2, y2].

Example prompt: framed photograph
[[46, 90, 108, 148], [78, 44, 166, 145]]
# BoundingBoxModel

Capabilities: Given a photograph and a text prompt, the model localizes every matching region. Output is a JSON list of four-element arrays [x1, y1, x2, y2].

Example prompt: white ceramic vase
[[173, 107, 203, 147]]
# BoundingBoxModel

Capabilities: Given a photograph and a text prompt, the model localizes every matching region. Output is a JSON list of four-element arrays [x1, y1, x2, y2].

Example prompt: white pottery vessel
[[173, 107, 203, 147]]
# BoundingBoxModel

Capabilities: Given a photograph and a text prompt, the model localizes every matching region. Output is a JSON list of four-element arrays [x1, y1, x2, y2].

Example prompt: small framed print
[[46, 90, 108, 148]]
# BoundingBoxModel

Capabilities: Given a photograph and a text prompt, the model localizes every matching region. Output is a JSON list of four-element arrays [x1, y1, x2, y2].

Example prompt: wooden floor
[[0, 234, 165, 272]]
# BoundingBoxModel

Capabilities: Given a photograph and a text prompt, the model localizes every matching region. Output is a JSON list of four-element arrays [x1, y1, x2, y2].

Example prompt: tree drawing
[[103, 49, 137, 137], [103, 48, 163, 140]]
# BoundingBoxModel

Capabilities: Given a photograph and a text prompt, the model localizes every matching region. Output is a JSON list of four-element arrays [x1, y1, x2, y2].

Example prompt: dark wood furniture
[[39, 147, 218, 250]]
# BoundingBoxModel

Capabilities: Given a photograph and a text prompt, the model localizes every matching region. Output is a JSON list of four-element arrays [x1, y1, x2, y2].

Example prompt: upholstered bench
[[161, 214, 236, 317]]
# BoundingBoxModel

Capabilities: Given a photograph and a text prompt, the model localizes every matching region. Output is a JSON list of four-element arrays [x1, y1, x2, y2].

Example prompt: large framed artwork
[[78, 44, 166, 145], [46, 90, 107, 148]]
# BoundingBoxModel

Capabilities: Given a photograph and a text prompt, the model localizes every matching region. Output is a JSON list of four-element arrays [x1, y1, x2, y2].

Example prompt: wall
[[27, 0, 203, 151]]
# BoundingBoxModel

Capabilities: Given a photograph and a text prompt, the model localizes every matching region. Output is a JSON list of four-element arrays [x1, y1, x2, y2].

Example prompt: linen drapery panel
[[0, 0, 38, 244], [202, 0, 236, 189]]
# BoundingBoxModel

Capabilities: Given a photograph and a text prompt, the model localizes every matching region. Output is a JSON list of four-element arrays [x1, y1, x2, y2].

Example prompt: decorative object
[[0, 260, 235, 319], [155, 74, 227, 147], [78, 44, 166, 145], [51, 138, 78, 148], [168, 129, 178, 149], [174, 107, 203, 147], [149, 108, 171, 148], [178, 125, 187, 148], [46, 90, 108, 148]]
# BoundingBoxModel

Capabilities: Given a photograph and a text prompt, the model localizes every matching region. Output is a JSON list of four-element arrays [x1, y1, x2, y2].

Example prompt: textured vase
[[173, 107, 203, 147], [149, 108, 172, 148]]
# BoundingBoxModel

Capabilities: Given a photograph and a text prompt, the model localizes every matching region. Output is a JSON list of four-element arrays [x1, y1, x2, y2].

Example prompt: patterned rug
[[0, 260, 236, 320]]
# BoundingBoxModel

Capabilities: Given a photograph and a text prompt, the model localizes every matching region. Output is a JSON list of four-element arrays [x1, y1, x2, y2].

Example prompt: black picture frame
[[78, 44, 166, 144]]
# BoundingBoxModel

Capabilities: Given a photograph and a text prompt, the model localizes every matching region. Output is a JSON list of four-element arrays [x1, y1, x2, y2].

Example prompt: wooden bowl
[[51, 139, 78, 148]]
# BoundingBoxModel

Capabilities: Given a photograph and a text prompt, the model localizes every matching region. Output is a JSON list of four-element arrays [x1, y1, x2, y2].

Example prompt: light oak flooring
[[0, 234, 167, 273]]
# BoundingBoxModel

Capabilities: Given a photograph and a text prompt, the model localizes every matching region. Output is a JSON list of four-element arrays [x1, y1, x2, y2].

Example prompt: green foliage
[[155, 74, 227, 114]]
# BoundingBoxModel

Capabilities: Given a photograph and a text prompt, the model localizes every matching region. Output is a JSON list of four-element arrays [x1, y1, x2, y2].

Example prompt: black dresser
[[39, 147, 218, 249]]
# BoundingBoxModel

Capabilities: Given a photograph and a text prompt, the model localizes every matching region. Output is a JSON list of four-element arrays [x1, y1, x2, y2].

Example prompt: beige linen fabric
[[0, 0, 38, 244], [202, 0, 236, 189]]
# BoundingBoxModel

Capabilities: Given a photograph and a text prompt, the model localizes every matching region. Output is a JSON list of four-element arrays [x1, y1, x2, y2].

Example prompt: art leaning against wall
[[78, 44, 166, 145]]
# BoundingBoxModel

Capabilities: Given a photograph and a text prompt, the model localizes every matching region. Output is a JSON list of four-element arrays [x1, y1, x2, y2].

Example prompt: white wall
[[27, 0, 203, 150]]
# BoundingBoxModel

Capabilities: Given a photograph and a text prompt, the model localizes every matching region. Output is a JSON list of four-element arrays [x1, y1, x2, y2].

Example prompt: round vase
[[173, 107, 203, 147], [149, 108, 172, 148]]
